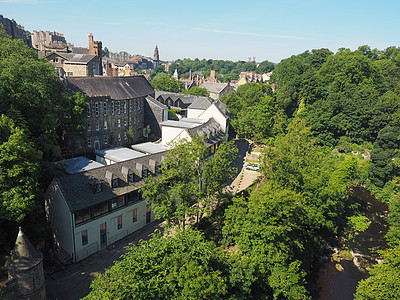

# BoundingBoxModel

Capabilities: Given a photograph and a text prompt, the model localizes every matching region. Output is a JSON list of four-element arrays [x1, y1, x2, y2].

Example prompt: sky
[[1, 0, 400, 63]]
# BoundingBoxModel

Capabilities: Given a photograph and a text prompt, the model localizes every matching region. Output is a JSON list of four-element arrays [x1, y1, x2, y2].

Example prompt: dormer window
[[142, 169, 149, 179], [95, 182, 102, 193], [155, 165, 161, 176], [112, 177, 119, 188], [128, 173, 134, 184]]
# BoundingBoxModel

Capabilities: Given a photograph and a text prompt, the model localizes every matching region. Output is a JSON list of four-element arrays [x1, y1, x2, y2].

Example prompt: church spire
[[153, 45, 159, 61]]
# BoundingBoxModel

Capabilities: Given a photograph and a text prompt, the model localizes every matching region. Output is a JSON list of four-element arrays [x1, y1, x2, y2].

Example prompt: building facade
[[63, 76, 155, 156], [45, 152, 164, 263]]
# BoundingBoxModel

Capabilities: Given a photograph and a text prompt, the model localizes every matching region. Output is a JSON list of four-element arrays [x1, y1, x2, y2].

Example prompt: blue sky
[[1, 0, 399, 63]]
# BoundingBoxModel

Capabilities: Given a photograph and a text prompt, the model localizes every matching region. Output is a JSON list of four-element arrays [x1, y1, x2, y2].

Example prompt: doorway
[[100, 222, 107, 248]]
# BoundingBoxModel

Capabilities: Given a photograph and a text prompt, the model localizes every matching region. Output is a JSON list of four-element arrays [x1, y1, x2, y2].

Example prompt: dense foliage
[[0, 28, 87, 245], [141, 137, 237, 228], [223, 120, 357, 299], [150, 73, 184, 92], [221, 83, 286, 143]]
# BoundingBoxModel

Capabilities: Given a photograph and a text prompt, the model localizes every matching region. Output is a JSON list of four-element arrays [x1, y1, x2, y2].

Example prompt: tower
[[153, 45, 159, 68], [88, 33, 103, 75], [5, 227, 46, 300]]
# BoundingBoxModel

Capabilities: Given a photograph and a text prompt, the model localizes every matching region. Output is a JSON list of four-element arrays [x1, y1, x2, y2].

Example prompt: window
[[87, 103, 91, 117], [104, 120, 108, 130], [134, 116, 136, 124], [155, 165, 161, 176], [128, 173, 134, 184], [82, 230, 88, 246], [134, 99, 136, 111], [87, 123, 91, 132], [127, 190, 141, 203], [117, 215, 122, 229], [67, 72, 73, 76], [118, 133, 121, 141], [103, 102, 107, 116], [87, 139, 92, 148], [124, 119, 127, 127], [129, 100, 132, 112], [104, 136, 108, 145], [118, 119, 121, 128], [95, 102, 99, 117], [142, 169, 148, 179], [112, 177, 119, 188], [124, 132, 127, 140], [132, 209, 137, 222], [129, 116, 132, 125], [111, 196, 124, 210], [112, 120, 115, 128], [95, 182, 102, 193], [75, 209, 90, 225], [118, 101, 121, 115], [124, 100, 127, 113], [96, 122, 100, 131], [111, 101, 115, 115], [93, 201, 108, 217]]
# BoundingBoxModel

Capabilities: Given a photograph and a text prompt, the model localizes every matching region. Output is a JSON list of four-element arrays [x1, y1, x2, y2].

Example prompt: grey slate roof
[[214, 100, 230, 118], [188, 97, 213, 110], [199, 82, 229, 94], [45, 52, 98, 64], [146, 95, 167, 109], [56, 151, 166, 212], [155, 91, 211, 108], [71, 47, 90, 54], [186, 118, 221, 138], [66, 76, 155, 100]]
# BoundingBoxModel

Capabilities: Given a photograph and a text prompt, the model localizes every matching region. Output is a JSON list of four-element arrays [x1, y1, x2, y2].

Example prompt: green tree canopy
[[150, 73, 184, 93], [141, 137, 237, 228], [84, 229, 229, 300], [0, 114, 41, 223]]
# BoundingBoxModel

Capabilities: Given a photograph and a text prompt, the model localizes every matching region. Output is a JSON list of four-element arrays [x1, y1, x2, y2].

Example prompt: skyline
[[1, 0, 400, 63]]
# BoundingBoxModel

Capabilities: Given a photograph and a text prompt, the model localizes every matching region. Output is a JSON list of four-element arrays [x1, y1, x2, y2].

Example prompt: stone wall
[[0, 15, 30, 46]]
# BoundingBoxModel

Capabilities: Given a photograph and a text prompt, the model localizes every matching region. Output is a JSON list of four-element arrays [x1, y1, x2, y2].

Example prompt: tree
[[355, 244, 400, 299], [0, 29, 87, 160], [181, 86, 210, 97], [102, 46, 110, 58], [84, 229, 229, 300], [141, 137, 237, 228], [0, 115, 41, 223], [150, 73, 183, 93]]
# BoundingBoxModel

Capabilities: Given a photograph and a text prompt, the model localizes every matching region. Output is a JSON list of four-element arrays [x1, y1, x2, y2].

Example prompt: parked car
[[246, 163, 260, 171]]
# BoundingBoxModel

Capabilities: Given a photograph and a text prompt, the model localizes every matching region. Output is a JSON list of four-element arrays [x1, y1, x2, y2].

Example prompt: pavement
[[45, 220, 164, 300]]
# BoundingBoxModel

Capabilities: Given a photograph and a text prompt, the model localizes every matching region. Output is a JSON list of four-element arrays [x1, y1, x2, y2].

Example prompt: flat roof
[[131, 142, 169, 154], [61, 157, 104, 174], [95, 146, 147, 162], [160, 120, 207, 129], [180, 118, 206, 124]]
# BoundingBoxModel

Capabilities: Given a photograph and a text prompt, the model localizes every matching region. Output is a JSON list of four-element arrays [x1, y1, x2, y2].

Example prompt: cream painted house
[[45, 152, 164, 263]]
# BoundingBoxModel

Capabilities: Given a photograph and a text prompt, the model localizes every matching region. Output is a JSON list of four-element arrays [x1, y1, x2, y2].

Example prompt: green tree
[[141, 137, 237, 228], [102, 46, 110, 58], [0, 115, 41, 223], [84, 229, 229, 300], [181, 86, 210, 97], [355, 244, 400, 300], [150, 73, 183, 93]]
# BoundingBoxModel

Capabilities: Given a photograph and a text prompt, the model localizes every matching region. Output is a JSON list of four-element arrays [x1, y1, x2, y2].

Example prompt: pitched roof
[[213, 100, 230, 118], [186, 118, 221, 138], [66, 76, 155, 100], [188, 97, 213, 110], [199, 82, 229, 94], [155, 91, 211, 108], [56, 151, 166, 212], [71, 47, 90, 54]]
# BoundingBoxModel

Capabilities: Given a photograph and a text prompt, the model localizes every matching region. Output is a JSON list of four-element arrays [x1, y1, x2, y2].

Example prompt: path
[[45, 220, 163, 300]]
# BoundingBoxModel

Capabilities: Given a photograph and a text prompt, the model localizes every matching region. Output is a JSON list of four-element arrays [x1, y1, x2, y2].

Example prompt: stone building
[[0, 15, 30, 46], [4, 228, 46, 300], [199, 82, 235, 100], [144, 95, 168, 139], [63, 76, 155, 156], [88, 33, 103, 75], [41, 52, 100, 77], [31, 30, 66, 51]]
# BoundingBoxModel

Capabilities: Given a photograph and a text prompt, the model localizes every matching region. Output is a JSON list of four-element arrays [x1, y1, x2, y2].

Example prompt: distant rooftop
[[61, 157, 104, 174]]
